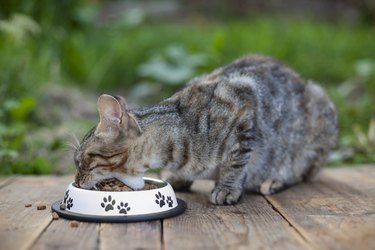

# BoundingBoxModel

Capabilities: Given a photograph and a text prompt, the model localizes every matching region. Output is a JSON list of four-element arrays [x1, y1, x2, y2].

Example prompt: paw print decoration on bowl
[[51, 177, 186, 223]]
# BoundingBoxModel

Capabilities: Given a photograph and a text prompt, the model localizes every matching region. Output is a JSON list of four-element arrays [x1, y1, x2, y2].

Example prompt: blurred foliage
[[138, 45, 207, 85], [0, 1, 374, 174]]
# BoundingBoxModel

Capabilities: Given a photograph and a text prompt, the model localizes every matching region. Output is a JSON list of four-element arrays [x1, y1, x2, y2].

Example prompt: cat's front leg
[[210, 164, 247, 205]]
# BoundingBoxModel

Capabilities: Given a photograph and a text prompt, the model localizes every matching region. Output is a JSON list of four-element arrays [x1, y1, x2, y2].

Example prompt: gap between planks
[[264, 167, 375, 250], [263, 195, 311, 245], [29, 172, 164, 250], [162, 177, 312, 250], [7, 167, 374, 250], [0, 175, 72, 250]]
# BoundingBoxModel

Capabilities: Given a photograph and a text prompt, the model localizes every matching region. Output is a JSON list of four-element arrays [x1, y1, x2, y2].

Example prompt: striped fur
[[74, 55, 337, 205]]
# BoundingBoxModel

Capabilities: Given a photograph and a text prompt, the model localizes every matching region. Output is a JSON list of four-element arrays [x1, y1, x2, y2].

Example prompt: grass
[[1, 14, 374, 174]]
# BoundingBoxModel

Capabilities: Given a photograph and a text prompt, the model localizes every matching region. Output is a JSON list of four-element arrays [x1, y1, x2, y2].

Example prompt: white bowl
[[51, 177, 186, 222]]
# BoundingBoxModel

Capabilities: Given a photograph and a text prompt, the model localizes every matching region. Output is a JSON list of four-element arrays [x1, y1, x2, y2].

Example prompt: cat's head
[[74, 94, 143, 189]]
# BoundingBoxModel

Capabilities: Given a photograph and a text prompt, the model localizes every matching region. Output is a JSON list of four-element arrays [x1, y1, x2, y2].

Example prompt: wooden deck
[[1, 166, 375, 250]]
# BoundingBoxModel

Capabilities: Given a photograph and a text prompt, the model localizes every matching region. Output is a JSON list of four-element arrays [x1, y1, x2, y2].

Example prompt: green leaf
[[9, 96, 36, 121]]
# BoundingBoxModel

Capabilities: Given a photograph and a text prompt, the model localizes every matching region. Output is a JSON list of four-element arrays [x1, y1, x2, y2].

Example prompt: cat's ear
[[125, 113, 142, 136], [95, 94, 142, 138], [95, 94, 123, 137], [113, 95, 127, 112], [113, 95, 142, 136]]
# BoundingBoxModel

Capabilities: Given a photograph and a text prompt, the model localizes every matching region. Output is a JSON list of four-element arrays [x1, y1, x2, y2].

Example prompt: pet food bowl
[[51, 177, 186, 223]]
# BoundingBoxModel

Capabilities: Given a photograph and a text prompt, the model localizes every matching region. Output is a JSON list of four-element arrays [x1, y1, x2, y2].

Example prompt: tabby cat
[[74, 55, 337, 205]]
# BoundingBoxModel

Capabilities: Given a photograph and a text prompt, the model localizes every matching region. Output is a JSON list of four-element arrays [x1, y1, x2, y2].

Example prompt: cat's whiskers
[[71, 133, 81, 149], [62, 130, 81, 150], [63, 141, 78, 151]]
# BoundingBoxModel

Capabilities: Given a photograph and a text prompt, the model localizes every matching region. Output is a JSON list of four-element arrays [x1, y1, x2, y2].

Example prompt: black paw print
[[117, 202, 131, 214], [166, 196, 173, 207], [101, 195, 116, 212], [66, 197, 74, 210], [63, 190, 69, 203], [155, 192, 166, 207]]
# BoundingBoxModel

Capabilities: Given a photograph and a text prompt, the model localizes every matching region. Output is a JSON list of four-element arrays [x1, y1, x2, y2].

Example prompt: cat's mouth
[[75, 181, 96, 190], [76, 177, 107, 190]]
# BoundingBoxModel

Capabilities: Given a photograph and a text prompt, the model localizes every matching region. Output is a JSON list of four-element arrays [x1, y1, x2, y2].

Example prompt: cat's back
[[175, 56, 266, 132], [176, 54, 337, 164], [177, 55, 306, 119], [185, 54, 305, 99]]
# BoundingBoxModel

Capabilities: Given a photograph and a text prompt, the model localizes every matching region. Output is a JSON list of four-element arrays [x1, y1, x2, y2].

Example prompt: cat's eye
[[87, 152, 102, 157], [87, 151, 122, 158]]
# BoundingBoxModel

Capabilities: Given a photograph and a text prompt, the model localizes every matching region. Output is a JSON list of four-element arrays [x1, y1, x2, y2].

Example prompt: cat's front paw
[[210, 185, 242, 205]]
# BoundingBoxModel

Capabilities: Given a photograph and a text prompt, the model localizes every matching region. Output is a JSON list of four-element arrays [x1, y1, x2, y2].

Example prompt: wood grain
[[100, 222, 162, 250], [1, 167, 374, 250], [319, 166, 375, 194], [265, 167, 375, 250], [30, 220, 99, 250], [99, 172, 162, 250], [0, 175, 72, 250], [163, 191, 311, 250]]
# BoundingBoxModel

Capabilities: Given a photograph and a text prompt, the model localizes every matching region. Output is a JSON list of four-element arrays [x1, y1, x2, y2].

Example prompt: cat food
[[51, 212, 59, 220], [60, 203, 66, 210], [70, 221, 79, 228], [25, 204, 32, 208], [92, 178, 158, 192], [37, 204, 47, 210]]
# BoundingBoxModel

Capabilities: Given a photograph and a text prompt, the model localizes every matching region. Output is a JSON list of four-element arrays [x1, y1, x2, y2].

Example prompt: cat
[[74, 54, 337, 205]]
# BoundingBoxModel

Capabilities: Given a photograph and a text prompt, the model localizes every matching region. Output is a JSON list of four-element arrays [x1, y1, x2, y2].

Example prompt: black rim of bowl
[[51, 198, 187, 223]]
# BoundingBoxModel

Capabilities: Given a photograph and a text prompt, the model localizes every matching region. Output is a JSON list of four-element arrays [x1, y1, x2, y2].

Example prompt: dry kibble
[[102, 186, 112, 191], [25, 204, 32, 208], [70, 221, 79, 228], [60, 203, 66, 210], [37, 204, 47, 210], [88, 178, 157, 192], [144, 183, 158, 190], [51, 212, 59, 220]]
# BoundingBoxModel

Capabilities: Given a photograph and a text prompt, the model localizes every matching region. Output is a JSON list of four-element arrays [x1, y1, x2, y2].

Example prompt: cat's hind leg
[[259, 179, 286, 195]]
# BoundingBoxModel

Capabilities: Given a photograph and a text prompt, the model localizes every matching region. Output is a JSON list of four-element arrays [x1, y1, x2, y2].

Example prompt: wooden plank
[[100, 222, 162, 250], [30, 220, 99, 250], [0, 176, 14, 189], [163, 189, 311, 250], [265, 167, 375, 250], [30, 172, 161, 250], [0, 175, 73, 250], [319, 166, 375, 195], [99, 171, 162, 250]]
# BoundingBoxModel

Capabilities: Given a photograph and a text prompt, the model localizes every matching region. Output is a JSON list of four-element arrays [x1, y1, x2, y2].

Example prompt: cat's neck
[[127, 100, 183, 170], [129, 98, 181, 129]]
